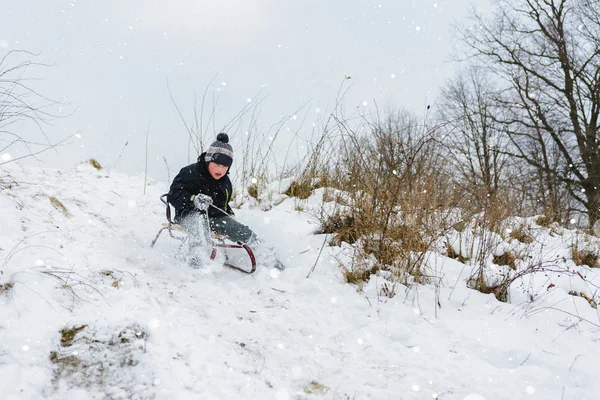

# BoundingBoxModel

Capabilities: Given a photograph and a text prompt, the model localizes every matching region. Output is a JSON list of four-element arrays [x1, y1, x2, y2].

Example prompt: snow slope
[[1, 162, 599, 400]]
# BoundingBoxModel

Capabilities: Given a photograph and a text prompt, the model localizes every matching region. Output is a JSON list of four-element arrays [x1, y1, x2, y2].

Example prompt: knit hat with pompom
[[204, 133, 233, 167]]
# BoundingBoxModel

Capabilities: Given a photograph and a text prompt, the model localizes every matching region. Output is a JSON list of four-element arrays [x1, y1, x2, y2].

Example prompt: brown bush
[[509, 225, 535, 244], [284, 179, 314, 199], [572, 248, 600, 269], [493, 252, 517, 270]]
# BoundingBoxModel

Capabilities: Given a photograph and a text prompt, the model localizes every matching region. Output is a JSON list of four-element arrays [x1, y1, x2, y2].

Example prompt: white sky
[[1, 0, 490, 182]]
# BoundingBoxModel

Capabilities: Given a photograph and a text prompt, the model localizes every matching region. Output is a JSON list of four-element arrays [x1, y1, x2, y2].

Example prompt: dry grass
[[493, 251, 517, 270], [0, 281, 14, 295], [303, 381, 329, 395], [247, 184, 259, 199], [60, 325, 88, 347], [445, 242, 470, 263], [536, 215, 552, 227], [341, 264, 380, 285], [49, 195, 71, 218], [568, 291, 598, 308], [509, 225, 535, 244], [89, 158, 102, 170], [467, 273, 509, 302], [316, 211, 361, 245], [572, 248, 600, 269], [284, 179, 314, 200]]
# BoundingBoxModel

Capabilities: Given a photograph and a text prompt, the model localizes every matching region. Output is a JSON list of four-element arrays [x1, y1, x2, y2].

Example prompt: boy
[[167, 133, 285, 270]]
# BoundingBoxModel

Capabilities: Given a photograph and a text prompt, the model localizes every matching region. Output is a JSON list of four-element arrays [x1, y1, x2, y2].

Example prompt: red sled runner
[[151, 194, 256, 274]]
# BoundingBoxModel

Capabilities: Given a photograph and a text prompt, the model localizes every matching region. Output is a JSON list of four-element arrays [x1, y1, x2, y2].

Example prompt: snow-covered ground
[[1, 161, 599, 400]]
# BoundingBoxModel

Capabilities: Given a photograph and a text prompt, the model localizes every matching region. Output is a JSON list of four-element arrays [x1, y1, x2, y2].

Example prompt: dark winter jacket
[[167, 153, 234, 222]]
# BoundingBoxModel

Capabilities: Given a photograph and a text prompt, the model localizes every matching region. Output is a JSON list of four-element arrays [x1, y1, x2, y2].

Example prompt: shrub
[[572, 248, 600, 269], [284, 179, 313, 199], [493, 251, 517, 270], [509, 225, 535, 244]]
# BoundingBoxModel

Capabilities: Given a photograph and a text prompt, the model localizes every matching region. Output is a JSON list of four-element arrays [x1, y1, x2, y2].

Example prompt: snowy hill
[[1, 162, 599, 400]]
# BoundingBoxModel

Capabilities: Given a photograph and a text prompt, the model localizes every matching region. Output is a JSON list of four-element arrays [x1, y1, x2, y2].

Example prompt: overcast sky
[[1, 0, 490, 183]]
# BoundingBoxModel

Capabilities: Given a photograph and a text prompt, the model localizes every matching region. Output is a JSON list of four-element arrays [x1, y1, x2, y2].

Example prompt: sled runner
[[151, 194, 256, 274]]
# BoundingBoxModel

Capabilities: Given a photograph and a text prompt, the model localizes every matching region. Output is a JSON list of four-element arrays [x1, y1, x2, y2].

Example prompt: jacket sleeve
[[226, 179, 235, 216], [167, 167, 196, 215]]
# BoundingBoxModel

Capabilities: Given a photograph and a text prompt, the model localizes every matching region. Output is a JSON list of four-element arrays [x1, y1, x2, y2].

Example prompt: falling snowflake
[[36, 259, 44, 266], [526, 386, 535, 394], [75, 133, 82, 139], [251, 178, 258, 184], [412, 385, 420, 391], [391, 73, 396, 78], [128, 200, 137, 208], [330, 297, 338, 304], [362, 101, 368, 106], [149, 319, 161, 329], [413, 346, 421, 353], [416, 26, 421, 32], [263, 217, 271, 224], [270, 269, 281, 279], [1, 153, 12, 161], [247, 98, 252, 103], [22, 345, 30, 352]]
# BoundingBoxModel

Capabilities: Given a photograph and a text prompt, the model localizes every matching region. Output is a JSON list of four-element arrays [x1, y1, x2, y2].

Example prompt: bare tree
[[0, 49, 70, 165], [437, 66, 511, 208], [457, 0, 600, 226]]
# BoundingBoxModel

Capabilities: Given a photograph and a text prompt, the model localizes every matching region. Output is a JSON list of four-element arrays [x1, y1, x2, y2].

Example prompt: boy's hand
[[193, 194, 213, 211]]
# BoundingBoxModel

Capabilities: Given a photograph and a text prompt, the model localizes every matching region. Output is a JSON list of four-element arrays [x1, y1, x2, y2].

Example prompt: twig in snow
[[306, 234, 328, 278], [568, 354, 582, 372], [519, 352, 531, 366]]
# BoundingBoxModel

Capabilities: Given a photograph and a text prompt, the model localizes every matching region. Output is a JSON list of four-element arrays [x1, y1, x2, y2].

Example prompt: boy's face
[[208, 162, 228, 180]]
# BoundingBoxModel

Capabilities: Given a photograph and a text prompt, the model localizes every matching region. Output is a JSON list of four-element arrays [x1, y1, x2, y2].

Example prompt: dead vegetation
[[493, 251, 517, 270], [60, 325, 87, 347], [89, 158, 102, 170], [445, 242, 470, 263], [509, 225, 535, 244], [568, 291, 598, 309], [49, 324, 151, 394], [572, 247, 600, 269], [49, 195, 71, 217], [0, 281, 14, 295], [303, 380, 329, 395]]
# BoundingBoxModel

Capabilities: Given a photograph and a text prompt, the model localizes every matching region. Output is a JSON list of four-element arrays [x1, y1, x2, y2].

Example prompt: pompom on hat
[[204, 133, 233, 168]]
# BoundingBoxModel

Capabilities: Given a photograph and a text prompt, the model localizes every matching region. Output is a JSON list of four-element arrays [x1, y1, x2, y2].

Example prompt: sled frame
[[151, 194, 256, 274]]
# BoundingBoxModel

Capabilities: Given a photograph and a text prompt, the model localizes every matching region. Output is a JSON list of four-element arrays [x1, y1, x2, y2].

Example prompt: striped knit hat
[[204, 133, 233, 168]]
